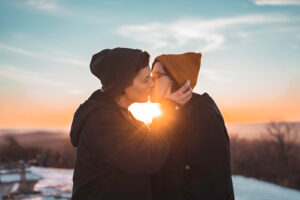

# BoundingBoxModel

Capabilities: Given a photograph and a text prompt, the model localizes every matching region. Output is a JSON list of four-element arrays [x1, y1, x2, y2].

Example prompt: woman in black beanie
[[70, 47, 192, 200]]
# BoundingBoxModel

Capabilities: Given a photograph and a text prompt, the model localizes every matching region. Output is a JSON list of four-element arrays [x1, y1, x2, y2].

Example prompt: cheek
[[126, 82, 149, 101], [135, 83, 148, 94], [155, 79, 169, 94]]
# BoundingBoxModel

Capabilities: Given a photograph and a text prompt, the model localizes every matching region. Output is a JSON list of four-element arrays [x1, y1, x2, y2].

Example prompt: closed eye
[[143, 76, 150, 83]]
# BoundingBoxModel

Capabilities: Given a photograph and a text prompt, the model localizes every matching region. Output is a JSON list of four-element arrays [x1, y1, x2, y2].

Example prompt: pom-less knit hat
[[154, 52, 202, 89], [90, 47, 150, 98]]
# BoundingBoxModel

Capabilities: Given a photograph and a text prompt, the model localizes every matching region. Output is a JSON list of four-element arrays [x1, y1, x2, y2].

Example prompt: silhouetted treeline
[[0, 121, 299, 190], [0, 135, 76, 168], [230, 121, 300, 190]]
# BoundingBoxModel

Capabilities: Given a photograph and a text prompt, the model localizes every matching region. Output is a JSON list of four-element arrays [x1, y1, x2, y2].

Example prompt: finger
[[179, 80, 190, 94], [173, 80, 190, 95], [181, 88, 193, 99], [183, 85, 192, 94], [178, 91, 192, 103], [176, 87, 192, 100], [179, 88, 193, 100], [181, 94, 193, 104]]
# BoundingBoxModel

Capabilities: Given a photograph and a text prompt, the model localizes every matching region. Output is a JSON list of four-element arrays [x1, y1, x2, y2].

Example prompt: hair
[[152, 60, 180, 93], [136, 51, 150, 72], [117, 51, 150, 96]]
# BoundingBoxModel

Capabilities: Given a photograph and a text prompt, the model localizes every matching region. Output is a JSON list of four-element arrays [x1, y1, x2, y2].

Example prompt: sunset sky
[[0, 0, 300, 129]]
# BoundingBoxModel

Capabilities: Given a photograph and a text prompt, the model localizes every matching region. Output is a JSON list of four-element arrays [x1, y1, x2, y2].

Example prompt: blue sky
[[0, 0, 300, 127]]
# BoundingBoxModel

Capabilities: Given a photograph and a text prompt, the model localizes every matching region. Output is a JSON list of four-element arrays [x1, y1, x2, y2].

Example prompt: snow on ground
[[10, 166, 300, 200], [0, 170, 41, 183], [29, 166, 73, 199], [233, 176, 300, 200]]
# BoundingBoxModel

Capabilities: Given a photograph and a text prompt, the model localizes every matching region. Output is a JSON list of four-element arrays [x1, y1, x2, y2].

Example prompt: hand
[[164, 80, 193, 105]]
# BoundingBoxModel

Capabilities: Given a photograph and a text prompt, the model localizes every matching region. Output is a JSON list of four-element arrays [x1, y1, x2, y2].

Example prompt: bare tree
[[264, 121, 299, 184], [266, 122, 298, 153]]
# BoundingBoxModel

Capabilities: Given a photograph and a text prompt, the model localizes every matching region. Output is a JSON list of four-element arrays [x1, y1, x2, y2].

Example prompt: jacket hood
[[70, 89, 117, 147]]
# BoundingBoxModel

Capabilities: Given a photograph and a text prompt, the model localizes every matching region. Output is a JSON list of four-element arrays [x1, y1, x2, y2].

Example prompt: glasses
[[152, 72, 169, 80]]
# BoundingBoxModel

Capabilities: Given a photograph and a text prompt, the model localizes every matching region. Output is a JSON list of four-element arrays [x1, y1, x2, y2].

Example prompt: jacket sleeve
[[156, 108, 232, 200], [85, 106, 178, 175]]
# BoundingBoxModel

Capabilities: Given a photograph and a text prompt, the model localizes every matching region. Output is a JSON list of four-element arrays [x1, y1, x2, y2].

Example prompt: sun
[[129, 99, 162, 125]]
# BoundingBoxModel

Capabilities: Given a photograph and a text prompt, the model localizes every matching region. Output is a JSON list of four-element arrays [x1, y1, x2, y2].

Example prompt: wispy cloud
[[117, 14, 290, 52], [0, 43, 88, 68], [201, 69, 230, 82], [0, 64, 69, 87], [0, 64, 84, 95], [253, 0, 300, 6], [25, 0, 60, 10], [12, 0, 69, 18]]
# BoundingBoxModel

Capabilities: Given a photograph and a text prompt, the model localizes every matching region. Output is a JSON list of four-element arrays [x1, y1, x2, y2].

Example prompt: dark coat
[[151, 92, 235, 200], [70, 90, 173, 200]]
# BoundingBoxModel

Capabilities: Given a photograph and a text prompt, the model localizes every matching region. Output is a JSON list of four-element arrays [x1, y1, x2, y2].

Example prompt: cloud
[[0, 43, 88, 68], [25, 0, 60, 10], [0, 64, 69, 87], [117, 14, 290, 52], [12, 0, 68, 17], [0, 64, 83, 95], [200, 69, 230, 82], [253, 0, 300, 6]]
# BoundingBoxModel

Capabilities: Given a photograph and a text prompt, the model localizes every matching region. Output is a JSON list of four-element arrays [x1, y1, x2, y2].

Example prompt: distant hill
[[0, 129, 69, 149], [226, 121, 300, 140], [1, 121, 299, 148]]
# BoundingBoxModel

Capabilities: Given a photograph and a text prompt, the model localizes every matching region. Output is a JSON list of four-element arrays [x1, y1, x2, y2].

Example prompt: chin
[[137, 96, 148, 103], [149, 95, 159, 103]]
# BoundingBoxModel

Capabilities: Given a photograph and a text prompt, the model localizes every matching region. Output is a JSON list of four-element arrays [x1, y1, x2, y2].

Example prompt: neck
[[115, 95, 132, 109]]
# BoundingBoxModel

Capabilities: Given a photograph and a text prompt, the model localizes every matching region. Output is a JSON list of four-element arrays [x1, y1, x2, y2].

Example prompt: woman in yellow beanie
[[151, 52, 235, 200]]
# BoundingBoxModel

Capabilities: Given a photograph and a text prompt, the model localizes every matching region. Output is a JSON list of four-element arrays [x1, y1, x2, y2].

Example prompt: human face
[[151, 62, 172, 102], [124, 66, 154, 103]]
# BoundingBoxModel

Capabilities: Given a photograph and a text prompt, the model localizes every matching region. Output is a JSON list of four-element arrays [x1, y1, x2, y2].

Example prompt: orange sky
[[1, 88, 299, 129]]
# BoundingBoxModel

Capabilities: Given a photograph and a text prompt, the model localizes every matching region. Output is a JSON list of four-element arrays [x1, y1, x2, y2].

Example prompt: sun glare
[[129, 99, 162, 124]]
